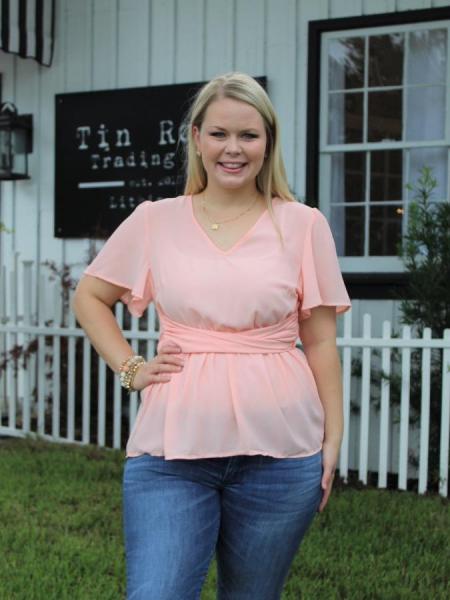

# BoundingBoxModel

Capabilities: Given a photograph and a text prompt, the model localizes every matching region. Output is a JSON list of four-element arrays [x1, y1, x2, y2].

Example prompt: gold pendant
[[211, 223, 219, 230]]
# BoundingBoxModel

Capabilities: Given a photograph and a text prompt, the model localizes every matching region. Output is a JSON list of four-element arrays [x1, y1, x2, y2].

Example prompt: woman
[[72, 72, 351, 600]]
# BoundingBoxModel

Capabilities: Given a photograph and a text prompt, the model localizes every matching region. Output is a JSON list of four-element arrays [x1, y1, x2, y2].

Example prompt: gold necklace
[[200, 192, 260, 230]]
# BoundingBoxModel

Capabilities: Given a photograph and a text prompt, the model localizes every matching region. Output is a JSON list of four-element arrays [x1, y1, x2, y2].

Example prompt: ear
[[192, 125, 200, 149]]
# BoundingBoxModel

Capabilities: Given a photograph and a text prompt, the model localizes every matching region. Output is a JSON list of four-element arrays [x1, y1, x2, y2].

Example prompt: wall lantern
[[0, 102, 33, 181]]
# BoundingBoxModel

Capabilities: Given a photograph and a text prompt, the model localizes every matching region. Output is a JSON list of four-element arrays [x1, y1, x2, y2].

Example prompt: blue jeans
[[123, 450, 323, 600]]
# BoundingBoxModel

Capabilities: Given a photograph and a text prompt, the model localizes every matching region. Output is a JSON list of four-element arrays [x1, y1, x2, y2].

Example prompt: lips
[[218, 162, 247, 172]]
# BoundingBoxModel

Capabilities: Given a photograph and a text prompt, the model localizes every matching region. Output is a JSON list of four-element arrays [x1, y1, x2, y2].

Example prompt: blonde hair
[[183, 72, 297, 245]]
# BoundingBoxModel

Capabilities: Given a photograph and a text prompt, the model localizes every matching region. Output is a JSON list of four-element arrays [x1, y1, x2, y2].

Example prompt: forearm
[[303, 340, 343, 447], [71, 294, 133, 374]]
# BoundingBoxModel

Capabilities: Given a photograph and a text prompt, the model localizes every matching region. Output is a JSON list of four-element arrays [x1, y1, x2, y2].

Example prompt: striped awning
[[0, 0, 55, 67]]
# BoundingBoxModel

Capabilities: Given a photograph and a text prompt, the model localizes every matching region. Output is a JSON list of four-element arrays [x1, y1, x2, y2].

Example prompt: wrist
[[129, 362, 145, 391], [119, 355, 146, 392], [113, 351, 135, 374], [323, 435, 342, 449]]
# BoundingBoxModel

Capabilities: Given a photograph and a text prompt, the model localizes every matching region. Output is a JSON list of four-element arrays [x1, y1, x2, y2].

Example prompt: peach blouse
[[84, 194, 351, 460]]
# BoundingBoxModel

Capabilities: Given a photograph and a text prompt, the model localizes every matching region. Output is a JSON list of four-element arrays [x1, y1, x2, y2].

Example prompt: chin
[[217, 181, 250, 191], [213, 174, 256, 188]]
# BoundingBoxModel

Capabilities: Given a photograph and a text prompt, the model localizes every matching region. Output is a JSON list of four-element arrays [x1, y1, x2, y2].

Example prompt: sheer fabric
[[84, 195, 351, 459]]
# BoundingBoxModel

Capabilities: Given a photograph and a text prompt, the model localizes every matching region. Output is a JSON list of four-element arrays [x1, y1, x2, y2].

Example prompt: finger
[[318, 474, 335, 512], [156, 350, 185, 364], [132, 369, 171, 391], [320, 477, 334, 510], [159, 343, 183, 354], [135, 356, 183, 389], [148, 373, 172, 383], [160, 354, 185, 366], [157, 362, 184, 372], [149, 354, 184, 370], [150, 360, 184, 372], [321, 468, 334, 490], [318, 486, 332, 512]]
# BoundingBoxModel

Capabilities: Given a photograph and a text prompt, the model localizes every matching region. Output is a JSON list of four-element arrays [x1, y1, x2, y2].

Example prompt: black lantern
[[0, 102, 33, 180]]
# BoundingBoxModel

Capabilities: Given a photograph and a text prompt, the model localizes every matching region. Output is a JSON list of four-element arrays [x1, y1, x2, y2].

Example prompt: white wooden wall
[[0, 0, 448, 329]]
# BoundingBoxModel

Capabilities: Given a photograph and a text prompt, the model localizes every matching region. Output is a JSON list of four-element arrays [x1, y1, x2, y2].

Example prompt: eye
[[210, 131, 225, 137]]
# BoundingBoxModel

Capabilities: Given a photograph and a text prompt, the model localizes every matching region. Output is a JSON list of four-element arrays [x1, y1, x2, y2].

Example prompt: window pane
[[408, 147, 448, 201], [331, 205, 365, 256], [369, 33, 404, 87], [328, 37, 365, 90], [328, 92, 363, 144], [406, 86, 445, 141], [369, 205, 403, 255], [368, 90, 402, 142], [407, 29, 447, 85], [371, 150, 403, 202], [331, 152, 366, 203]]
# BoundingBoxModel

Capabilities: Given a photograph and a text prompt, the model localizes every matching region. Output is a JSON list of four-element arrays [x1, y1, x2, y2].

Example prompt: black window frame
[[306, 5, 450, 299]]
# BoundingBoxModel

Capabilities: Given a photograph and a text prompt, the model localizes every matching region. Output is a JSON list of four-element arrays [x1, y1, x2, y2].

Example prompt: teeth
[[221, 163, 244, 168]]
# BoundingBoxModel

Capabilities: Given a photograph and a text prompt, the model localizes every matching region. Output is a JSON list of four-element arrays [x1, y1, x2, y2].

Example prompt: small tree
[[397, 165, 450, 488], [350, 166, 449, 490], [400, 165, 450, 336]]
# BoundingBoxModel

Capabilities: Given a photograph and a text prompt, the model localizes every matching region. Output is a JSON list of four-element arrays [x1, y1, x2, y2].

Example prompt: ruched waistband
[[157, 310, 299, 354]]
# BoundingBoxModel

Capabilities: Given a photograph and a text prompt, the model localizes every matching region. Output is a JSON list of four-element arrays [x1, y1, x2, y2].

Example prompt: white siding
[[363, 0, 396, 13], [297, 0, 329, 196], [0, 0, 446, 324], [204, 0, 234, 77], [150, 0, 176, 84]]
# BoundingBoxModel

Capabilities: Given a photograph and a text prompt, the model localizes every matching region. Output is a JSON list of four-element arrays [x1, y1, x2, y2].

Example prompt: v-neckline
[[188, 194, 269, 256]]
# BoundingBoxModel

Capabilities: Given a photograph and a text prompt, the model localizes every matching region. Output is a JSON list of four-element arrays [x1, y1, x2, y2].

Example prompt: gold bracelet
[[122, 359, 145, 392], [128, 358, 145, 392], [119, 354, 143, 374], [119, 355, 146, 392]]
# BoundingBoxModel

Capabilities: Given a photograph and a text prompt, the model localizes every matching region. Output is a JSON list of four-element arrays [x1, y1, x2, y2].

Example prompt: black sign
[[54, 77, 267, 238]]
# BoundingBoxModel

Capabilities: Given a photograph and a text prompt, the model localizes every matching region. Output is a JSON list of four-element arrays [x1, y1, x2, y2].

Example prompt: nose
[[225, 135, 241, 155]]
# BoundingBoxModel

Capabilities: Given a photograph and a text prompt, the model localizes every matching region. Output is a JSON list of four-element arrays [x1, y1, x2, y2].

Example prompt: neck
[[201, 183, 263, 211]]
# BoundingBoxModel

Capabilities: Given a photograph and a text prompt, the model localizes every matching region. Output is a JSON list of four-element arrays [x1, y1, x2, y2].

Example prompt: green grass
[[0, 437, 448, 600]]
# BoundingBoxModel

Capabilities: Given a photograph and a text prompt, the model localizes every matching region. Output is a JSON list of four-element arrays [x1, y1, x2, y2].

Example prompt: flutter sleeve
[[298, 208, 351, 321], [83, 201, 154, 317]]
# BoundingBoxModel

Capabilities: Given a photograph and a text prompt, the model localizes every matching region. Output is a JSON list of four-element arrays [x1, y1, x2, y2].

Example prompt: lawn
[[0, 437, 448, 599]]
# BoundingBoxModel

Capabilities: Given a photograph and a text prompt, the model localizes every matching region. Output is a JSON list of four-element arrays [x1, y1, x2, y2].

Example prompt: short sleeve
[[297, 208, 351, 321], [83, 201, 154, 317]]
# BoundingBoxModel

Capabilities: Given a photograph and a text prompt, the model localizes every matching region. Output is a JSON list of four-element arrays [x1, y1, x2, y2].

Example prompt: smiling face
[[192, 96, 268, 196]]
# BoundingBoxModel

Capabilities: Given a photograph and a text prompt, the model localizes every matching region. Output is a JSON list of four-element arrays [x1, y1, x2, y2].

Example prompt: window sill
[[344, 272, 409, 300]]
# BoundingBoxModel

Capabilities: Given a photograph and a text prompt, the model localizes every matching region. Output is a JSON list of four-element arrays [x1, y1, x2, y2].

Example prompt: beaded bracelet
[[120, 356, 145, 391], [119, 355, 146, 392]]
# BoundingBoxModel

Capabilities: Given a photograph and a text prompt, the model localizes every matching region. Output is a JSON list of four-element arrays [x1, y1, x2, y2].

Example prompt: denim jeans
[[123, 450, 323, 600]]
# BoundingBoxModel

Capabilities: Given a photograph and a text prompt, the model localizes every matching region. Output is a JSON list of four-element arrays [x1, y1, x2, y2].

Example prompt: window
[[307, 8, 450, 286]]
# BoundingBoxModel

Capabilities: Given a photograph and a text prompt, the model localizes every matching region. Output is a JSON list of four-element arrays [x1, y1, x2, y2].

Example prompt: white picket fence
[[0, 261, 449, 498]]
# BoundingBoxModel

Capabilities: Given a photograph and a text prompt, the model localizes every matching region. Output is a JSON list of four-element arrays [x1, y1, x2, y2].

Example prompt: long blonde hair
[[183, 72, 296, 245]]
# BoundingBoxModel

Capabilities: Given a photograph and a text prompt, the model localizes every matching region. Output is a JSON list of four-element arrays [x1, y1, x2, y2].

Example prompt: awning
[[0, 0, 55, 67]]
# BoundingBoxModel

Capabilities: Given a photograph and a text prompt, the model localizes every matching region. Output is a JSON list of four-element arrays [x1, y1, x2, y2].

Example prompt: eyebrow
[[207, 126, 260, 133]]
